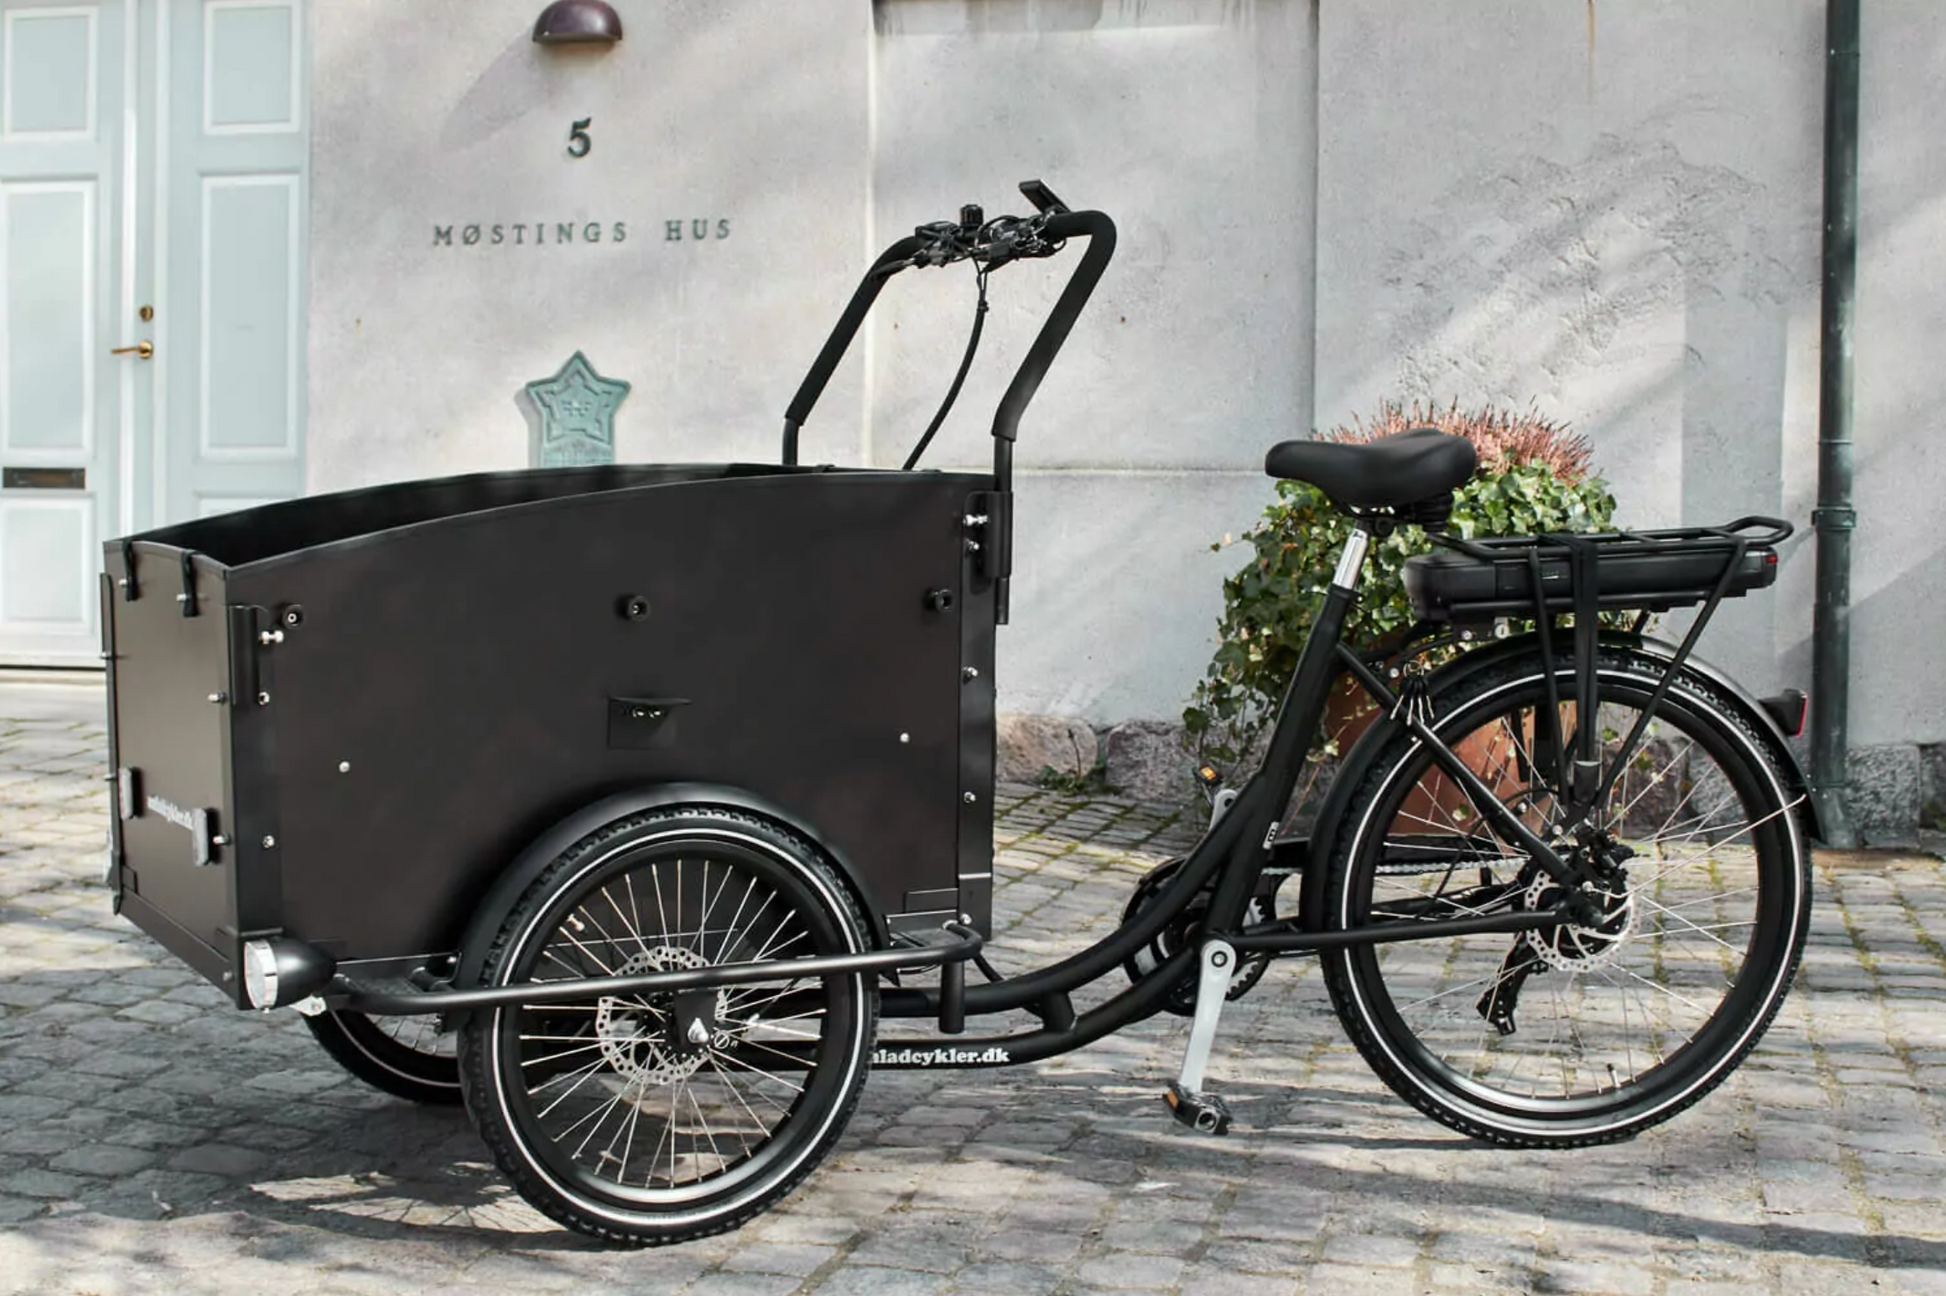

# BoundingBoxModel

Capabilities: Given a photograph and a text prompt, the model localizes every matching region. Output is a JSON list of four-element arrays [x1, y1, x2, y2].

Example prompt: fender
[[1297, 630, 1822, 930], [448, 783, 891, 999]]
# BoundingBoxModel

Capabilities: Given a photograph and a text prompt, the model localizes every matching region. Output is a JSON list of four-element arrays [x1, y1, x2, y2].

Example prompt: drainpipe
[[1811, 0, 1860, 847]]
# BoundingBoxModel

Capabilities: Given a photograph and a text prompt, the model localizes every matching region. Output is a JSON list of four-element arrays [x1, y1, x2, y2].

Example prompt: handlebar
[[781, 192, 1116, 456]]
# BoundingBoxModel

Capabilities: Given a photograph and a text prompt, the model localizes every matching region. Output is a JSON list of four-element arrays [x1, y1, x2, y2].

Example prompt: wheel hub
[[594, 946, 731, 1088], [1524, 870, 1639, 972]]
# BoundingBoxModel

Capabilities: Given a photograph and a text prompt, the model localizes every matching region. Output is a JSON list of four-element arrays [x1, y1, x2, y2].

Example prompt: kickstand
[[1164, 939, 1236, 1135]]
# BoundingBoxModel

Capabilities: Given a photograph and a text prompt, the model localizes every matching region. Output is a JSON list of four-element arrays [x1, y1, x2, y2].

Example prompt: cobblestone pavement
[[2, 675, 1944, 1295]]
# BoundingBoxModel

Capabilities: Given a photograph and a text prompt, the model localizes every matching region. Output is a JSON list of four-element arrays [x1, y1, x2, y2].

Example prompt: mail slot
[[3, 467, 86, 490]]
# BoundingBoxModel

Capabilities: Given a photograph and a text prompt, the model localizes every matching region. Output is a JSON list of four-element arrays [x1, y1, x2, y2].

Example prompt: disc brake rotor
[[1523, 871, 1640, 973], [593, 946, 729, 1088]]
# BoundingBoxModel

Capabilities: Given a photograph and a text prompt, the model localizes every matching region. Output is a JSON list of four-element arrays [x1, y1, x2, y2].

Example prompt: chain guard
[[1120, 857, 1280, 1016]]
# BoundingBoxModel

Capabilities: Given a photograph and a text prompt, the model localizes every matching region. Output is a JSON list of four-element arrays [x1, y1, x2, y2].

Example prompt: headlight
[[240, 937, 335, 1009]]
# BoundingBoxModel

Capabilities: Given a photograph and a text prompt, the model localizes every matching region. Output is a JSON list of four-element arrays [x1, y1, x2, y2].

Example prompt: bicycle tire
[[1318, 647, 1810, 1146], [457, 808, 877, 1245]]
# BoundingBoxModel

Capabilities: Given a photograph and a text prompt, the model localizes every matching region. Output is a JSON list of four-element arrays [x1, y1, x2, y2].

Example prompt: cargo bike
[[100, 183, 1817, 1245]]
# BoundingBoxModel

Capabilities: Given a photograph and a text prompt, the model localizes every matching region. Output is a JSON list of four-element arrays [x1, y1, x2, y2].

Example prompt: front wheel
[[1319, 649, 1810, 1146], [457, 808, 878, 1245]]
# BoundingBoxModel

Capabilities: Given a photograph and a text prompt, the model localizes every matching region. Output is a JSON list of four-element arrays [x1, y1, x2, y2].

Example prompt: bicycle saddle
[[1263, 428, 1477, 509]]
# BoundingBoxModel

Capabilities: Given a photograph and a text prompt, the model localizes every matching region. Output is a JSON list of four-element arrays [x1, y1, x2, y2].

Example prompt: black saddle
[[1263, 427, 1477, 509]]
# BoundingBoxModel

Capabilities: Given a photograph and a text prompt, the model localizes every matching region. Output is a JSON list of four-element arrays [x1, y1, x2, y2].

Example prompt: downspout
[[1811, 0, 1860, 846]]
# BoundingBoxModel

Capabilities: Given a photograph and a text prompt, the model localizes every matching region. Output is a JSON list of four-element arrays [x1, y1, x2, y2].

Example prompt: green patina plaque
[[526, 351, 630, 467]]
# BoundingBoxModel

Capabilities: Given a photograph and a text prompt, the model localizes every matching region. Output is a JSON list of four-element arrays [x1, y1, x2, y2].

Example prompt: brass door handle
[[110, 341, 154, 359]]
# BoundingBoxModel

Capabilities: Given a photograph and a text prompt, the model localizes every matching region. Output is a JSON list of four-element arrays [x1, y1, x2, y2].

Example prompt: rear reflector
[[1760, 688, 1808, 738]]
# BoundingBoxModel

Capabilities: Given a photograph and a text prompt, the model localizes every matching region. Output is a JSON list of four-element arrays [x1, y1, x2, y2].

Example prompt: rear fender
[[1295, 630, 1822, 927]]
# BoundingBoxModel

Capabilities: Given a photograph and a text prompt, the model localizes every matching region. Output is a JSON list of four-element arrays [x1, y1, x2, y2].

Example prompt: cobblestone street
[[1, 674, 1943, 1295]]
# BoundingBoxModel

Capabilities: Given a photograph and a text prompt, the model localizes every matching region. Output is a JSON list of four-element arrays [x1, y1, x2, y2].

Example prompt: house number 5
[[568, 117, 592, 158]]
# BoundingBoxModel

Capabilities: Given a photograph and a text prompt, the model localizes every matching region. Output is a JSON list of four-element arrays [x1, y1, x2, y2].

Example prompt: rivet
[[261, 835, 276, 849], [963, 667, 979, 680], [207, 691, 226, 704], [256, 692, 270, 706], [963, 791, 977, 804], [900, 732, 911, 744], [338, 761, 351, 773]]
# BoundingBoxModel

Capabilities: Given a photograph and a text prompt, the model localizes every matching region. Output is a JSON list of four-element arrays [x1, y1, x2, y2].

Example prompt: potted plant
[[1183, 400, 1618, 817]]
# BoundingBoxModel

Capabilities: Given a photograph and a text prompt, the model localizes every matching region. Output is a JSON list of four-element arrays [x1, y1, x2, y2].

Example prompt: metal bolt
[[963, 513, 989, 526], [258, 629, 284, 646], [338, 761, 351, 773], [963, 667, 979, 680], [207, 691, 227, 704], [963, 791, 977, 804], [260, 835, 276, 849], [964, 539, 981, 553], [210, 834, 230, 847], [256, 692, 270, 706]]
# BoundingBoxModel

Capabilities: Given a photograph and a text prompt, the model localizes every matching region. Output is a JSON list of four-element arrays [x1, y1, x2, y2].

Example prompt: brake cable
[[901, 266, 990, 471]]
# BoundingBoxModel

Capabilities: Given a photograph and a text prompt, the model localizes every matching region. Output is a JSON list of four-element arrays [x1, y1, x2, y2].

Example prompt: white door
[[0, 0, 127, 663], [0, 0, 305, 665]]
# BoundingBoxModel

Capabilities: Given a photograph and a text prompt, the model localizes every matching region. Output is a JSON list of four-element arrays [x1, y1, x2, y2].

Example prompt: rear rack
[[1405, 516, 1791, 624]]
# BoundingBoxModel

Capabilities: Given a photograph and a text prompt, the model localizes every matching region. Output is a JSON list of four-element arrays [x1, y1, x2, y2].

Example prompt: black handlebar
[[781, 192, 1117, 464]]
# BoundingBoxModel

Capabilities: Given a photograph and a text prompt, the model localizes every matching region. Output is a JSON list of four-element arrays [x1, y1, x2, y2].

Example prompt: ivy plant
[[1183, 402, 1618, 767]]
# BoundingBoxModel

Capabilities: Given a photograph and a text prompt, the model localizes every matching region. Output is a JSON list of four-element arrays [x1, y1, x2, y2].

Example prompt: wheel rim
[[1341, 670, 1801, 1124], [488, 830, 863, 1210]]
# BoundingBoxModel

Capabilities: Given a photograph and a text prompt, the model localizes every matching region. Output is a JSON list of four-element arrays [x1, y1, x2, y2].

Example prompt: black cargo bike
[[100, 183, 1816, 1245]]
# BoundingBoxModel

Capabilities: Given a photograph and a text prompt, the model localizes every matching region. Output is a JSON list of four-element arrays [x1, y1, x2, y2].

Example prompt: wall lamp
[[532, 0, 623, 45]]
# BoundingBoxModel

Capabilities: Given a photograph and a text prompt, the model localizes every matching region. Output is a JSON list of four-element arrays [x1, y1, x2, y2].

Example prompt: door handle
[[110, 341, 154, 360]]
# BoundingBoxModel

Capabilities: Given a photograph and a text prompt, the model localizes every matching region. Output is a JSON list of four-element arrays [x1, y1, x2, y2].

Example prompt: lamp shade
[[532, 0, 622, 45]]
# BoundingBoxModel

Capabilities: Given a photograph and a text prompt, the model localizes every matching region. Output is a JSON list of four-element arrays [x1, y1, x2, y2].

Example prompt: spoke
[[1633, 895, 1750, 954], [1396, 961, 1525, 1016], [703, 1061, 777, 1147], [620, 873, 655, 959], [615, 1078, 647, 1184], [519, 1039, 608, 1069], [706, 1047, 806, 1098], [533, 1053, 616, 1118], [687, 1081, 728, 1177], [1616, 965, 1713, 1016]]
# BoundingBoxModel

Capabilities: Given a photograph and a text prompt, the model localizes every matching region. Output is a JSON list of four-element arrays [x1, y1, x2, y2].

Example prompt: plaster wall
[[1851, 2, 1946, 748], [1314, 0, 1940, 747], [869, 0, 1316, 720], [307, 1, 873, 487]]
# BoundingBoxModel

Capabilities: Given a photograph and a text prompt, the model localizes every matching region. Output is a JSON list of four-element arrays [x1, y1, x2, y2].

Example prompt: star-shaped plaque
[[525, 351, 631, 467]]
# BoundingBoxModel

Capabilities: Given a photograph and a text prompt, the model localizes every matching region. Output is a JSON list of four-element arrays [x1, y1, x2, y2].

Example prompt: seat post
[[1332, 523, 1372, 591]]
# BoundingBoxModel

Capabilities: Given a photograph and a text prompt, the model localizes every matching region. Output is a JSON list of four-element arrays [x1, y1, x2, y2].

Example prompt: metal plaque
[[525, 351, 630, 468]]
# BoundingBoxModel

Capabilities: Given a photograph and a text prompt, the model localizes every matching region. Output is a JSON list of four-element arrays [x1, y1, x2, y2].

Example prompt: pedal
[[1164, 1081, 1232, 1136]]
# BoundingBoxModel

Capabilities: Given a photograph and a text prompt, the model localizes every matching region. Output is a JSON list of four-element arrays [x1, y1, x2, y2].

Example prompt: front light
[[240, 937, 335, 1009], [242, 940, 279, 1008]]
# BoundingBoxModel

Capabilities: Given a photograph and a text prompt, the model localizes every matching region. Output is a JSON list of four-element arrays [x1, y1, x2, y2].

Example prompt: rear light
[[1760, 689, 1807, 738]]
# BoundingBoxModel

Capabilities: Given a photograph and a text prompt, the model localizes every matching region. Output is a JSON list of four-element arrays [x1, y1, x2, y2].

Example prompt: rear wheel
[[1319, 649, 1810, 1146], [457, 808, 877, 1245]]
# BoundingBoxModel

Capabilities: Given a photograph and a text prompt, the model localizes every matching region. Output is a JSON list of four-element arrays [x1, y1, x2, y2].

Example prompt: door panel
[[3, 7, 96, 136], [3, 183, 95, 454], [162, 0, 305, 525], [199, 173, 296, 456], [0, 0, 121, 663]]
